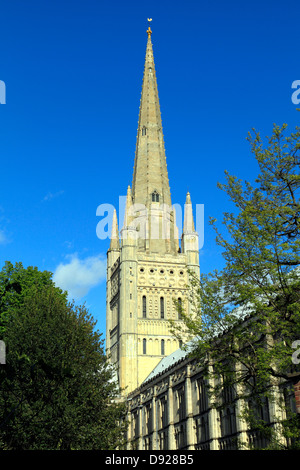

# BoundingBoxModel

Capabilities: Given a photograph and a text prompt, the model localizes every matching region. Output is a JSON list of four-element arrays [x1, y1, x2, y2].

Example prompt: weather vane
[[147, 18, 152, 37]]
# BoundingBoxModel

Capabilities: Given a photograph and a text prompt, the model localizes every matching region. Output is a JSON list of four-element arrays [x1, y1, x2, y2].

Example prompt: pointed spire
[[183, 192, 195, 232], [132, 23, 172, 210], [123, 185, 133, 228], [109, 209, 120, 250]]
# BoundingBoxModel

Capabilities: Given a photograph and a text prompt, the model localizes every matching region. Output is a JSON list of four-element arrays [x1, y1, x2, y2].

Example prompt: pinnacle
[[185, 192, 192, 205], [109, 209, 120, 250], [183, 192, 195, 232], [123, 185, 133, 228]]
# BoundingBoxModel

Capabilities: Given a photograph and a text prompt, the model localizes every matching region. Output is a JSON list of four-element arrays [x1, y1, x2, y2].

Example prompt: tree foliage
[[173, 123, 300, 449], [0, 261, 67, 335], [0, 263, 127, 450]]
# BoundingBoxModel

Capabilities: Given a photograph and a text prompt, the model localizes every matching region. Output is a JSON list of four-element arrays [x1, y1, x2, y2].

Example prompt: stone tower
[[106, 24, 200, 395]]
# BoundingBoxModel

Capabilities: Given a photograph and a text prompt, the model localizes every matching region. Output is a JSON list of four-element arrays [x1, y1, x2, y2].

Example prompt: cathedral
[[106, 24, 299, 450], [106, 23, 199, 396]]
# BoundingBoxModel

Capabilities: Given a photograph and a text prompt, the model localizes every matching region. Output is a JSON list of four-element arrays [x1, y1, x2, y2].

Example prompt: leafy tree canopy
[[0, 263, 126, 450], [0, 261, 67, 336], [173, 123, 300, 449]]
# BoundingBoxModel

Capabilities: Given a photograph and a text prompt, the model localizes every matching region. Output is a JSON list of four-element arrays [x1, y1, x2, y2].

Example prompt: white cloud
[[43, 190, 64, 202], [0, 230, 9, 245], [53, 253, 106, 299]]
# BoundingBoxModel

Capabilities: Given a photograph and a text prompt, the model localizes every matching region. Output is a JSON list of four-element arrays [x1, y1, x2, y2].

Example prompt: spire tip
[[147, 18, 152, 37]]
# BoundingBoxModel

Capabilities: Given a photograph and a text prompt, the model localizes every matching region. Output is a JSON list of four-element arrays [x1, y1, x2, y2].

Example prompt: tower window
[[178, 297, 182, 320], [142, 295, 147, 318], [143, 338, 147, 354], [142, 126, 147, 136], [152, 191, 159, 202], [161, 339, 165, 356], [160, 297, 164, 319]]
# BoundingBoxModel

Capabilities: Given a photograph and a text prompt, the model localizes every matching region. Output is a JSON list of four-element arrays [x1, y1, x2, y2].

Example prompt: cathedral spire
[[131, 23, 172, 210]]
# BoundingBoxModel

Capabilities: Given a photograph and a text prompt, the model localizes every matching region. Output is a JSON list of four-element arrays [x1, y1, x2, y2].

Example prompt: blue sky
[[0, 0, 299, 339]]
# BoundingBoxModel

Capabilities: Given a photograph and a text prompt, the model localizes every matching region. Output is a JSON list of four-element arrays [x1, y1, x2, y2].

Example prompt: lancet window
[[142, 295, 147, 318], [160, 297, 165, 319], [152, 191, 159, 202]]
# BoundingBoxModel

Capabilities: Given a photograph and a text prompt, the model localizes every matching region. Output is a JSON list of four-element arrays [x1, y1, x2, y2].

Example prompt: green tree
[[172, 123, 300, 449], [0, 261, 67, 336], [0, 264, 127, 450]]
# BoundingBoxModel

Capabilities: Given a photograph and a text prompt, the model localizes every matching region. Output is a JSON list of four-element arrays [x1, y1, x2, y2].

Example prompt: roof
[[142, 341, 196, 384]]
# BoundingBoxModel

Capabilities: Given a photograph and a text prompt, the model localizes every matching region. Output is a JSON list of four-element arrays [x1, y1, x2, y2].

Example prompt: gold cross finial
[[147, 18, 152, 37]]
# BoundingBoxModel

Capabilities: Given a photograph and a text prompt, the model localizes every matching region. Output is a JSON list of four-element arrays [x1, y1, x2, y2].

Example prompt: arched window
[[152, 191, 159, 202], [142, 126, 147, 136], [143, 338, 147, 355], [160, 297, 164, 319], [161, 339, 165, 356], [142, 295, 147, 318], [178, 297, 182, 320]]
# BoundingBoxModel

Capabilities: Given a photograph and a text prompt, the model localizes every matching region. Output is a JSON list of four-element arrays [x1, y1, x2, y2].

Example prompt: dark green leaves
[[175, 123, 300, 449], [0, 263, 127, 450]]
